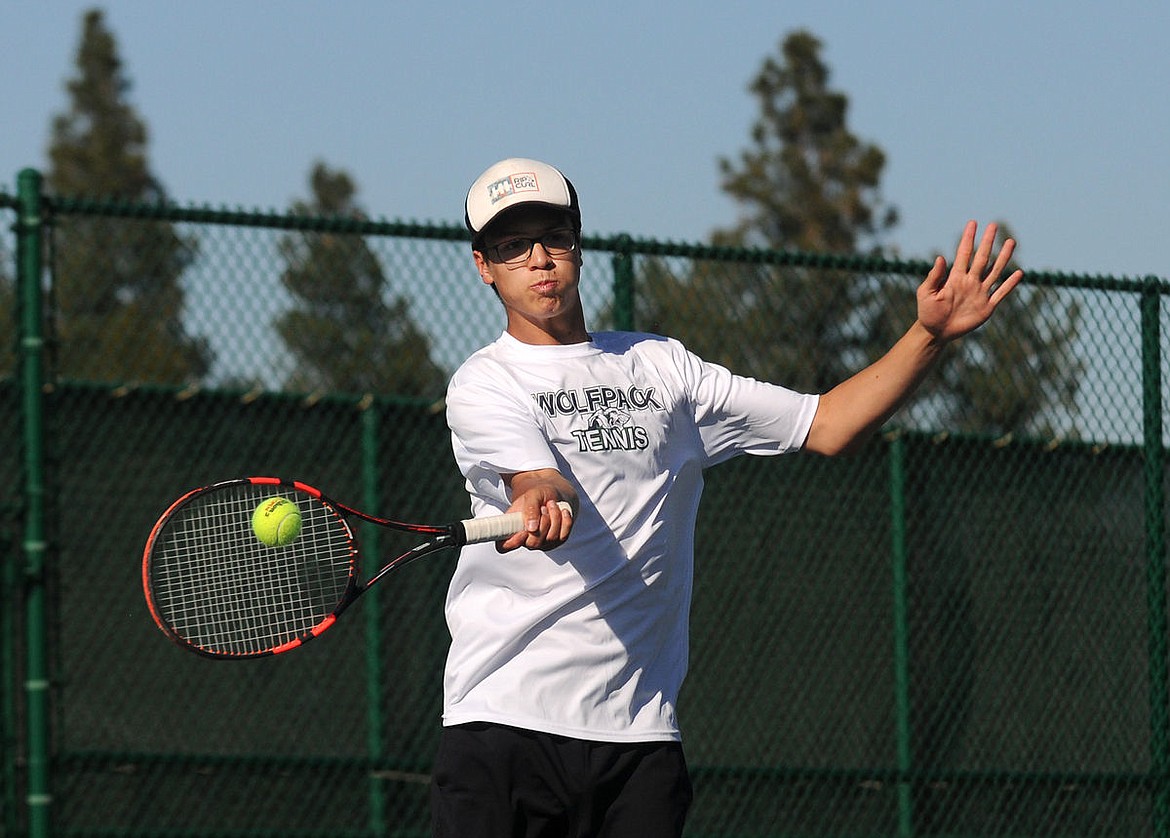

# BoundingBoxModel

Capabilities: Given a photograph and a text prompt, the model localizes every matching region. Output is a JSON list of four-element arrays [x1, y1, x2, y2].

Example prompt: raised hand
[[917, 220, 1023, 342]]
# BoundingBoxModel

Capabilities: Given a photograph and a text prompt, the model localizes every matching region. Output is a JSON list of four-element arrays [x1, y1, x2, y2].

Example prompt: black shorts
[[430, 722, 693, 838]]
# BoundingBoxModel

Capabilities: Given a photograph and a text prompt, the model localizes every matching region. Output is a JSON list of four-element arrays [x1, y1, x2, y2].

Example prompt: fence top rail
[[5, 184, 1167, 294], [0, 375, 1148, 458]]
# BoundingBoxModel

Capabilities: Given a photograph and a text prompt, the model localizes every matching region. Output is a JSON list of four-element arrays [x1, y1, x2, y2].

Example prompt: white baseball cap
[[464, 158, 580, 241]]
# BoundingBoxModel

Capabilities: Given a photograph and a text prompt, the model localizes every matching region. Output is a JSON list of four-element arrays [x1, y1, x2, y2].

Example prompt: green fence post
[[16, 168, 51, 838], [1, 505, 14, 838], [1142, 277, 1169, 838], [361, 402, 387, 837], [611, 235, 635, 332], [889, 431, 914, 838], [2, 194, 20, 838]]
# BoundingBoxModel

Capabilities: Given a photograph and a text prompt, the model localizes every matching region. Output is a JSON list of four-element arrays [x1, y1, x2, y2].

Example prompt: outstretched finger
[[988, 268, 1024, 307], [969, 222, 999, 276], [951, 220, 979, 273], [986, 236, 1017, 283], [922, 255, 948, 293]]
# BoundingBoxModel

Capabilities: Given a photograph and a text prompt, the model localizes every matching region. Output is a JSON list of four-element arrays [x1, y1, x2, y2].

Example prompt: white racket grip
[[459, 501, 573, 544]]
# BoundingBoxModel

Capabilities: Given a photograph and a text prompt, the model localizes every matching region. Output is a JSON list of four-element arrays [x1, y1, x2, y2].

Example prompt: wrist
[[911, 319, 951, 353]]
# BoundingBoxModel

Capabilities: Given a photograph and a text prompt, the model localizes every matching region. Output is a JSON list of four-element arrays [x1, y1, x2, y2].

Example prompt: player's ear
[[472, 250, 494, 287]]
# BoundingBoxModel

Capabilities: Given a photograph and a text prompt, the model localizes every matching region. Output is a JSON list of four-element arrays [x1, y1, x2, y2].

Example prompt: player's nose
[[527, 241, 555, 267]]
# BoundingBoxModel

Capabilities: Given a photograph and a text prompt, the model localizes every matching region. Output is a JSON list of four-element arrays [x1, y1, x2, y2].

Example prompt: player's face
[[473, 206, 587, 345]]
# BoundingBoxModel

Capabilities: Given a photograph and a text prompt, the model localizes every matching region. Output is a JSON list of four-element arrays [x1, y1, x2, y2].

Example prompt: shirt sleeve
[[446, 360, 560, 512], [680, 345, 820, 467]]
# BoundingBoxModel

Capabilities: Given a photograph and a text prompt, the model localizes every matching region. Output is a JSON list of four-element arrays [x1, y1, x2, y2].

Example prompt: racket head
[[143, 477, 358, 659]]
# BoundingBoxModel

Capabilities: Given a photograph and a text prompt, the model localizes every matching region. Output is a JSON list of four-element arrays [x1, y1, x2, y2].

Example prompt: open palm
[[918, 221, 1023, 342]]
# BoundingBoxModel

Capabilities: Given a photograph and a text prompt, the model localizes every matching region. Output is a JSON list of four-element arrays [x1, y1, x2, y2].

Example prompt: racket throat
[[364, 532, 459, 589]]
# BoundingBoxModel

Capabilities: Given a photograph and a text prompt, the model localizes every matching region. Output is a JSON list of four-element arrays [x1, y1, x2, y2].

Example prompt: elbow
[[805, 435, 874, 458], [803, 394, 882, 457], [802, 414, 876, 458], [805, 434, 859, 458]]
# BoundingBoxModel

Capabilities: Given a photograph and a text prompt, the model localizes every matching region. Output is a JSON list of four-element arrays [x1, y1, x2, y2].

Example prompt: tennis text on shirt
[[532, 384, 665, 452]]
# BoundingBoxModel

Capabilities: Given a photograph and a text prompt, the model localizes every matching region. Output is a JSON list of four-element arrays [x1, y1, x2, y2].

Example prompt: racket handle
[[460, 501, 573, 544]]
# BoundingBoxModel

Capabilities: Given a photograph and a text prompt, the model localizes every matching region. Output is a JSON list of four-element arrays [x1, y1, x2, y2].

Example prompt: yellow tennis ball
[[252, 496, 302, 547]]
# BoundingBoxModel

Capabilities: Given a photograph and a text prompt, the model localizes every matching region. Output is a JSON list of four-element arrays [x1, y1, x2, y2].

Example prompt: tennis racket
[[143, 476, 565, 659]]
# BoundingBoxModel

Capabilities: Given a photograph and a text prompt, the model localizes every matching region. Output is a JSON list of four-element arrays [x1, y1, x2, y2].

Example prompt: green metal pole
[[16, 168, 51, 838], [2, 197, 20, 838], [1141, 277, 1169, 838], [610, 235, 635, 332], [889, 432, 914, 838], [361, 403, 387, 837], [1, 512, 15, 838]]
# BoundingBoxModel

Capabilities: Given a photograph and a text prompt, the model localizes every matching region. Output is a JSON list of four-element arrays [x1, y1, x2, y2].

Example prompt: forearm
[[506, 468, 578, 513], [804, 321, 946, 455]]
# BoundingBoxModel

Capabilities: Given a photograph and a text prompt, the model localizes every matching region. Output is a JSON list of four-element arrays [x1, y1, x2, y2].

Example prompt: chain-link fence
[[2, 169, 1168, 837]]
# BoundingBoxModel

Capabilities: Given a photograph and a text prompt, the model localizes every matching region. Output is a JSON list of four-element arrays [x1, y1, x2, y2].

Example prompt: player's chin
[[529, 288, 572, 311]]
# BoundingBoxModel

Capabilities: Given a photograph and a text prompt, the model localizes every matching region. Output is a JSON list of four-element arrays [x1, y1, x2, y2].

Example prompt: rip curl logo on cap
[[487, 172, 540, 205]]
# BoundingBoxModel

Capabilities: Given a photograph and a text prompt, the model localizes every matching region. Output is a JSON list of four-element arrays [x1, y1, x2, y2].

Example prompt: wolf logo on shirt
[[571, 407, 649, 452]]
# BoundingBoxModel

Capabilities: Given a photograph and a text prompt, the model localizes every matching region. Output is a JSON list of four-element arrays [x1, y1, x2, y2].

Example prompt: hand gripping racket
[[143, 476, 566, 659]]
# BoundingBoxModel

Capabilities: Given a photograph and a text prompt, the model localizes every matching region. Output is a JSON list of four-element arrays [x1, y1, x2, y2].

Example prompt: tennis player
[[431, 158, 1022, 837]]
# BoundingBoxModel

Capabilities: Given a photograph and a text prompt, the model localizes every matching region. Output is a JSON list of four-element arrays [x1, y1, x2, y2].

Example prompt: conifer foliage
[[276, 162, 447, 398], [47, 9, 210, 385]]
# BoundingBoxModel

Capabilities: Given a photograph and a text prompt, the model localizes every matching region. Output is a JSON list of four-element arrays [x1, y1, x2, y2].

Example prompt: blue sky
[[4, 1, 1167, 279]]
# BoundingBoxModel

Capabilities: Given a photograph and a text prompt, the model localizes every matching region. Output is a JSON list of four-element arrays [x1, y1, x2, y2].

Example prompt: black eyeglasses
[[484, 228, 578, 265]]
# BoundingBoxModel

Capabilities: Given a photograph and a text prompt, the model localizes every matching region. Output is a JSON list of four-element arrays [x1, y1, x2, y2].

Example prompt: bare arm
[[804, 221, 1023, 456], [497, 468, 578, 552]]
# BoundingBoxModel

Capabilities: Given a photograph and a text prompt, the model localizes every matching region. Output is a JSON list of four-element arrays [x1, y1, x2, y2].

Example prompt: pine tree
[[276, 162, 447, 398], [611, 31, 898, 396], [622, 30, 1080, 436], [46, 9, 210, 384], [716, 30, 898, 254]]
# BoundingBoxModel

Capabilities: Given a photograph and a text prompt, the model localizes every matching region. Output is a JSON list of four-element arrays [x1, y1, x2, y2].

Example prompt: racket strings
[[148, 485, 355, 656]]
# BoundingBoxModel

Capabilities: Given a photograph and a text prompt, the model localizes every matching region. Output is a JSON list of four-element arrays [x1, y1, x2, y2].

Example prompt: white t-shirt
[[442, 330, 819, 742]]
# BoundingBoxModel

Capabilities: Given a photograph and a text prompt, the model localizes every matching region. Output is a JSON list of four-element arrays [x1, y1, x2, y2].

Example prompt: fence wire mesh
[[1, 186, 1168, 837]]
